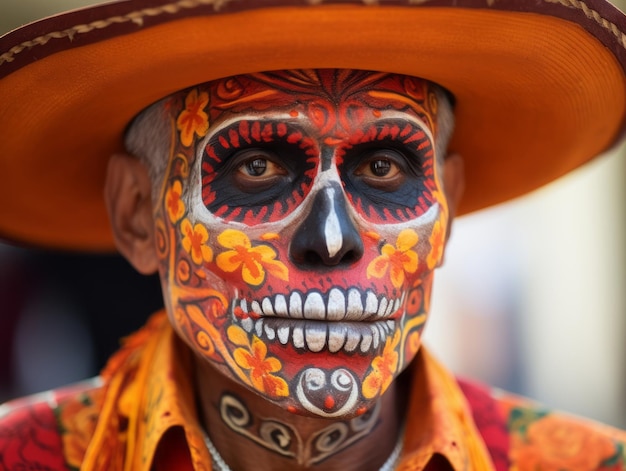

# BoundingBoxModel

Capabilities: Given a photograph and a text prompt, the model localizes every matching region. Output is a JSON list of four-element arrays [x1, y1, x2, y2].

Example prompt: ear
[[442, 152, 465, 226], [439, 153, 465, 264], [104, 153, 159, 274]]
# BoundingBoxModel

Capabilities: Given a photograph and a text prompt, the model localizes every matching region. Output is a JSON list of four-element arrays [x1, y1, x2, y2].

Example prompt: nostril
[[304, 251, 324, 265], [340, 250, 360, 264], [300, 248, 361, 267]]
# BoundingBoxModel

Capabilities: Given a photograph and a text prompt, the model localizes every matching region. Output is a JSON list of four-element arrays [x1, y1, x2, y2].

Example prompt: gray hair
[[124, 97, 171, 189], [124, 82, 455, 194]]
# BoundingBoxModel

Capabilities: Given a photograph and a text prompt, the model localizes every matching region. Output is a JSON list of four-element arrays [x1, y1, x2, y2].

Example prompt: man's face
[[152, 70, 450, 417]]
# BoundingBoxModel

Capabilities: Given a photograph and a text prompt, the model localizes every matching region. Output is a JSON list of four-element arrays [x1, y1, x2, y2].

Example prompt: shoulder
[[502, 391, 626, 471], [0, 378, 104, 471], [458, 377, 626, 471]]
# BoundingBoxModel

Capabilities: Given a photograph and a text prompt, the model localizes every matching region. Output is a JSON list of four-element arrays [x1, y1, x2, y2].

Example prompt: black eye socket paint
[[202, 119, 317, 225]]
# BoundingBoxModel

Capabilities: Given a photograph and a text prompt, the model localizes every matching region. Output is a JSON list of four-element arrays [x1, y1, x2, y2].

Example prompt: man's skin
[[104, 70, 464, 470]]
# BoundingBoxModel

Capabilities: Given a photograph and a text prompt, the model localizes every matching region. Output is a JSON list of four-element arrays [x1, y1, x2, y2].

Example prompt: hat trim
[[2, 0, 626, 69], [549, 0, 626, 47], [0, 0, 223, 67]]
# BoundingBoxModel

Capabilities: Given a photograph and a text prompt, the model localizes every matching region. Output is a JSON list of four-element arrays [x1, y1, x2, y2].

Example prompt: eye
[[233, 150, 289, 191], [354, 150, 405, 190], [368, 158, 395, 177], [239, 156, 285, 178], [243, 158, 267, 176]]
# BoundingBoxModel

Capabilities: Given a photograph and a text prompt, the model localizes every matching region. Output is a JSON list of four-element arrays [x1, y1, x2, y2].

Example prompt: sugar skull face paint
[[150, 69, 449, 417]]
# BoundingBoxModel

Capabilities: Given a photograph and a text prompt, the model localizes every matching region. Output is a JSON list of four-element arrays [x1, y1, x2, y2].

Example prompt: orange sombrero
[[1, 0, 625, 251]]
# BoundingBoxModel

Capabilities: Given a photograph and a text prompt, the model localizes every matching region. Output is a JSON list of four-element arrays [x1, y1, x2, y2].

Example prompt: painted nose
[[290, 182, 364, 267]]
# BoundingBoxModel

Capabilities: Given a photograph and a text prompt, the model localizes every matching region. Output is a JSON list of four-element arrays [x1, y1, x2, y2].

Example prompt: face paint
[[152, 69, 449, 417], [217, 391, 381, 465]]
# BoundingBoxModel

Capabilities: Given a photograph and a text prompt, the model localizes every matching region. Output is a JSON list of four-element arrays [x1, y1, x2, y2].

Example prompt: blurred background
[[1, 0, 625, 429]]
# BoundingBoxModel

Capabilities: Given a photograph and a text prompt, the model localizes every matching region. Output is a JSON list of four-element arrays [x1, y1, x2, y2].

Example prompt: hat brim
[[1, 0, 625, 251]]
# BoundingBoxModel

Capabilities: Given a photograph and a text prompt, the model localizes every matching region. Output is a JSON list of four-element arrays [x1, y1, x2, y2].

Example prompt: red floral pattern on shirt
[[0, 396, 68, 470]]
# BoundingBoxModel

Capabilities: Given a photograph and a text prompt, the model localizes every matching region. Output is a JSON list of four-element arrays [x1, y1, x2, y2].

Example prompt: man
[[1, 1, 626, 470]]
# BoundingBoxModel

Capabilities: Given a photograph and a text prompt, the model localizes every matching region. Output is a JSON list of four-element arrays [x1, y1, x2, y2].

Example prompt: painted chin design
[[231, 288, 405, 354]]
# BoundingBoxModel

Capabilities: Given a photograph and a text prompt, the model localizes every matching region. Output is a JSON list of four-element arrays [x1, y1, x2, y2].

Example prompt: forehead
[[170, 69, 440, 133]]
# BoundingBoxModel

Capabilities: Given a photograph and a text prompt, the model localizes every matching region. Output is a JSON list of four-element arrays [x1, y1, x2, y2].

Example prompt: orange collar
[[83, 311, 493, 470], [399, 348, 494, 470]]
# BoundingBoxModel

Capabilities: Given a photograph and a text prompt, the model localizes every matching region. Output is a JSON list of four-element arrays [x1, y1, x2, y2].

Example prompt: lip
[[231, 288, 405, 354]]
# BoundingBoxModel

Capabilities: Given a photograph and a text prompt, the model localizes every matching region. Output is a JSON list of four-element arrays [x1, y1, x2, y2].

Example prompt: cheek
[[362, 206, 448, 289], [154, 177, 234, 360]]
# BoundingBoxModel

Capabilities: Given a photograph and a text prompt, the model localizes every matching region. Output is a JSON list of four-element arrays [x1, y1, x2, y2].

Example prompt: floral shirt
[[0, 311, 624, 471]]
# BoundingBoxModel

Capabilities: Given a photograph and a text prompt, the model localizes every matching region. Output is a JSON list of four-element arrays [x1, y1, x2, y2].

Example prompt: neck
[[193, 356, 408, 471]]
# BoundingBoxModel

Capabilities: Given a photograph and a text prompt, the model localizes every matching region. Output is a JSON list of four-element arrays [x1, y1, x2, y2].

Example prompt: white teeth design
[[264, 324, 276, 341], [246, 318, 397, 354], [274, 294, 288, 316], [364, 291, 378, 317], [305, 323, 326, 353], [231, 288, 404, 354], [347, 288, 363, 318], [360, 334, 372, 353], [251, 301, 262, 316], [292, 326, 305, 349], [289, 292, 303, 318], [241, 317, 253, 333], [377, 323, 386, 341], [304, 292, 325, 319], [327, 288, 346, 321], [262, 298, 274, 316], [377, 298, 388, 317], [235, 289, 402, 322], [344, 331, 360, 352], [255, 318, 264, 337], [385, 299, 394, 317], [370, 324, 380, 350], [277, 326, 290, 345], [328, 325, 347, 353]]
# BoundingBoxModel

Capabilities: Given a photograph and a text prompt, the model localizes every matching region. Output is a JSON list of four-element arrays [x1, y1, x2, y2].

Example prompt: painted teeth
[[254, 318, 264, 337], [347, 289, 363, 318], [292, 326, 305, 349], [264, 324, 276, 341], [233, 289, 404, 354], [241, 317, 253, 332], [305, 323, 326, 353], [251, 301, 262, 316], [236, 289, 402, 322], [328, 324, 347, 353], [304, 292, 325, 319], [289, 292, 303, 318], [240, 318, 396, 354], [277, 326, 290, 344], [364, 291, 378, 316], [327, 288, 346, 320], [274, 294, 288, 316]]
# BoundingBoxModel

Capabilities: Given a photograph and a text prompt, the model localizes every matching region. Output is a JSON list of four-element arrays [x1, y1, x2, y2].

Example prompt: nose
[[290, 182, 364, 268]]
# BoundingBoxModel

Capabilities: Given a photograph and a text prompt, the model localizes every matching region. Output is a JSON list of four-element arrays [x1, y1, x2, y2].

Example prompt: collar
[[84, 311, 493, 471], [399, 348, 494, 470]]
